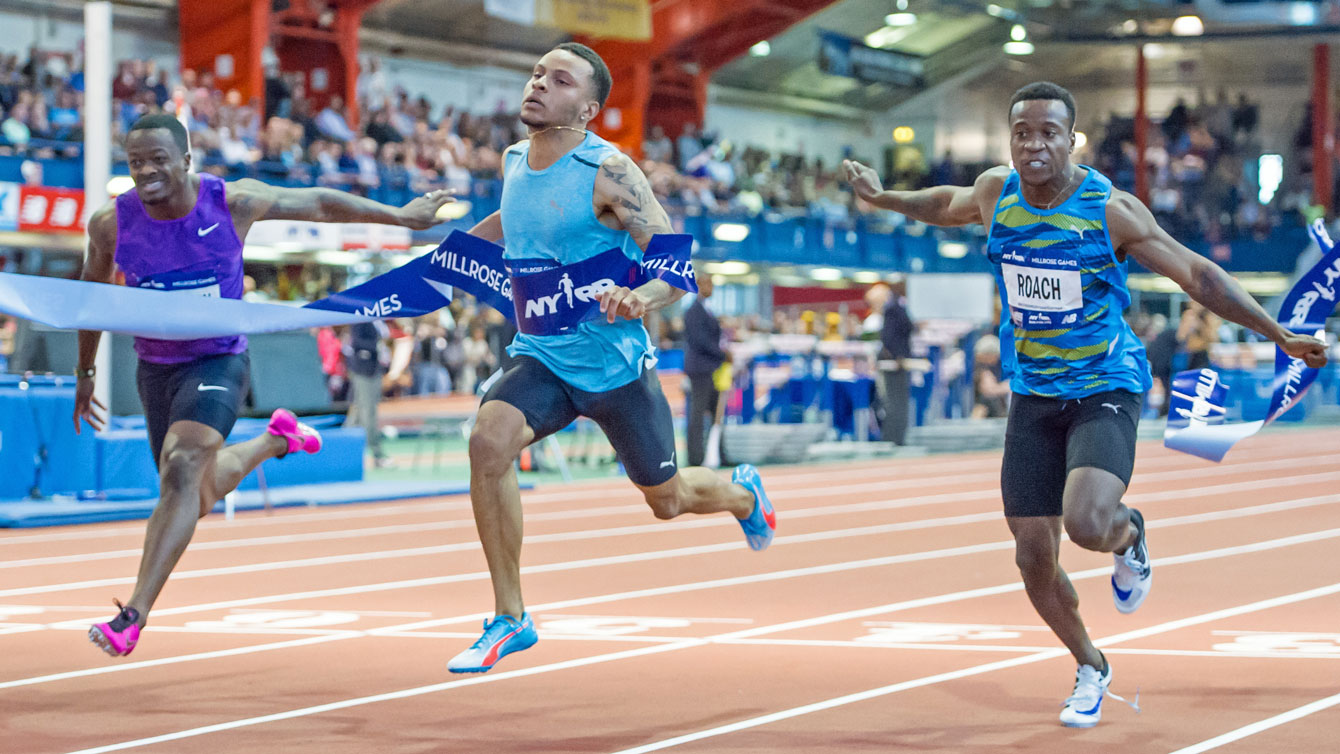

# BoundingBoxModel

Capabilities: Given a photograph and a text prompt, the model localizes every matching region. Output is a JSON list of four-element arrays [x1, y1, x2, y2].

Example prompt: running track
[[4, 428, 1339, 753]]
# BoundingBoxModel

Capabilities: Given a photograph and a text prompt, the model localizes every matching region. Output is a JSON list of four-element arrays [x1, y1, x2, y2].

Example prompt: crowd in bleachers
[[0, 45, 1324, 237]]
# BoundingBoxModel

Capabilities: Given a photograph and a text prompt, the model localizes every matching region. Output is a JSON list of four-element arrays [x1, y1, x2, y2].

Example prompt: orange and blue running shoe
[[732, 464, 776, 551], [447, 613, 538, 674]]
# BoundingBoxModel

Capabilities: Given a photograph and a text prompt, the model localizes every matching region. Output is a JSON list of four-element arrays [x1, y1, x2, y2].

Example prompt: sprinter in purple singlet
[[74, 113, 454, 658]]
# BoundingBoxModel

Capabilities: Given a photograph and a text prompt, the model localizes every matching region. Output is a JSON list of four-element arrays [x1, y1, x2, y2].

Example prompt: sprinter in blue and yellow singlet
[[449, 44, 777, 675], [843, 82, 1326, 728]]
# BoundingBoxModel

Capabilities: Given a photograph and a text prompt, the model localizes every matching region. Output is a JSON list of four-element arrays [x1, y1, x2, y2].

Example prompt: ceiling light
[[885, 13, 916, 26], [986, 4, 1007, 18], [1010, 24, 1027, 41], [1073, 131, 1087, 150], [712, 222, 750, 242], [702, 261, 751, 276], [1120, 19, 1138, 35], [749, 40, 771, 57], [1290, 2, 1318, 25], [892, 126, 915, 143], [1003, 41, 1034, 55], [938, 242, 968, 259], [865, 26, 913, 48], [1142, 43, 1165, 59], [809, 267, 844, 281], [106, 175, 135, 196], [853, 271, 883, 283], [1170, 15, 1203, 36]]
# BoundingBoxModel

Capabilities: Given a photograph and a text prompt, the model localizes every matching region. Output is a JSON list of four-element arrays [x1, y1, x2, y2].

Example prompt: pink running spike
[[267, 408, 323, 455]]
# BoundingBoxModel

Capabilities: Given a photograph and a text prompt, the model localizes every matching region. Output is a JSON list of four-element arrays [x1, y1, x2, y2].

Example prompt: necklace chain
[[1043, 169, 1080, 210], [533, 125, 588, 138]]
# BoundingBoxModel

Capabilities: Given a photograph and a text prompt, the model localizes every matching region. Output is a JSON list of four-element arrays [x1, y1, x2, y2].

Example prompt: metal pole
[[85, 2, 113, 416], [1134, 43, 1149, 206], [1313, 43, 1332, 214]]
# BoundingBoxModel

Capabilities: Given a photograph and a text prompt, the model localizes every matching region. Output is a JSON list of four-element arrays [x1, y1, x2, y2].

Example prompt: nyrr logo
[[523, 273, 616, 318]]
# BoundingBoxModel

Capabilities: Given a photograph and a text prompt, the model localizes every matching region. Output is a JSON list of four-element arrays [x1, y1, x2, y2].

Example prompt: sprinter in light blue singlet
[[841, 81, 1325, 727], [450, 43, 777, 675], [76, 113, 453, 660]]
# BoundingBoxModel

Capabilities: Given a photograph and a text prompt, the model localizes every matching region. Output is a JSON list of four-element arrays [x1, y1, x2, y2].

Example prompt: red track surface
[[4, 428, 1339, 753]]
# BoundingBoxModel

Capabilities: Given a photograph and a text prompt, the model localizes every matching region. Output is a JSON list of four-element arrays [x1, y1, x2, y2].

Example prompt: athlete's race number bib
[[136, 265, 222, 298], [1001, 259, 1082, 329]]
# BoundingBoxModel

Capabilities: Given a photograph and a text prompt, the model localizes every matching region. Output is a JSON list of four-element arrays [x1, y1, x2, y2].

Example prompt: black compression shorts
[[1000, 389, 1143, 518], [136, 352, 250, 466], [481, 355, 678, 487]]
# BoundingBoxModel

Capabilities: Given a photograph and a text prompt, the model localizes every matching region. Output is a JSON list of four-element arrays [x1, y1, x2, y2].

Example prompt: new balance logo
[[197, 384, 228, 392], [1101, 402, 1120, 415], [197, 222, 219, 237]]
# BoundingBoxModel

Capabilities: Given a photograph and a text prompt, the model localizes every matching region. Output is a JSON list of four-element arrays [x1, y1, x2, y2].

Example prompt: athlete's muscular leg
[[203, 432, 288, 516], [1008, 515, 1104, 668], [1061, 467, 1137, 553], [636, 467, 754, 521], [468, 401, 535, 620], [125, 420, 223, 626]]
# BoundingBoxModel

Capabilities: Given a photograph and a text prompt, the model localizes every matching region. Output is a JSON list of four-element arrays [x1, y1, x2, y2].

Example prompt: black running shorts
[[481, 355, 678, 487], [1000, 389, 1143, 518], [136, 352, 251, 466]]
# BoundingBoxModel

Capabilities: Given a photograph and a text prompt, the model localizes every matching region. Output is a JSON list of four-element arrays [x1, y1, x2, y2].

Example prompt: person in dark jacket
[[683, 275, 728, 466], [878, 279, 914, 445]]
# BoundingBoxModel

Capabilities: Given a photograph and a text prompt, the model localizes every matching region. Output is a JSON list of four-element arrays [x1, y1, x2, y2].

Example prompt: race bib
[[1001, 258, 1082, 329], [136, 265, 222, 298]]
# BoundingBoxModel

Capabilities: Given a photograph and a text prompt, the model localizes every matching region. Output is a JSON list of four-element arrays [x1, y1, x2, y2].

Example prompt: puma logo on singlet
[[197, 222, 219, 237], [1101, 403, 1121, 415]]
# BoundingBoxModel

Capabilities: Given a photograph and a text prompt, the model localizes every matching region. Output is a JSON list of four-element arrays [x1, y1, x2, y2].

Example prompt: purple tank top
[[114, 173, 247, 364]]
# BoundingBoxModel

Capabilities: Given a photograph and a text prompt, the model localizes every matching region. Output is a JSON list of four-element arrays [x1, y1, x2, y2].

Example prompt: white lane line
[[606, 582, 1340, 754], [9, 457, 1340, 590], [18, 480, 1338, 611], [0, 511, 1006, 599], [1164, 691, 1340, 754], [3, 440, 1330, 549], [61, 581, 1340, 754], [5, 524, 1338, 692]]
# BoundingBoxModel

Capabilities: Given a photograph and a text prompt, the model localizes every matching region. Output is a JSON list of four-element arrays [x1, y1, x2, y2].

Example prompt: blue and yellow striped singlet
[[986, 167, 1152, 399]]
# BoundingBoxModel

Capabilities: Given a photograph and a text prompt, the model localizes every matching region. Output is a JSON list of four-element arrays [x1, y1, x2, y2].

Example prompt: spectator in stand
[[462, 322, 496, 394], [677, 121, 701, 171], [643, 124, 673, 164], [971, 335, 1010, 419], [314, 95, 357, 142]]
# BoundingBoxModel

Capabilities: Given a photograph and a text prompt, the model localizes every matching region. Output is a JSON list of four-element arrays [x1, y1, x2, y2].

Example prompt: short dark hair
[[127, 112, 190, 154], [553, 42, 611, 108], [1008, 81, 1076, 129]]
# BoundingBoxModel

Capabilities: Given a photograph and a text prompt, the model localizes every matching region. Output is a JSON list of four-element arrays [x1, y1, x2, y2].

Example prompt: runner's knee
[[1063, 507, 1112, 550], [1013, 536, 1058, 578], [159, 445, 209, 499], [469, 405, 528, 472], [644, 487, 682, 520]]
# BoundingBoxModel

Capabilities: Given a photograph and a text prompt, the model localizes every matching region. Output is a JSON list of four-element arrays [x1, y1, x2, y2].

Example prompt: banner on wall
[[0, 181, 19, 231], [488, 0, 651, 40], [817, 31, 925, 88], [18, 186, 84, 234]]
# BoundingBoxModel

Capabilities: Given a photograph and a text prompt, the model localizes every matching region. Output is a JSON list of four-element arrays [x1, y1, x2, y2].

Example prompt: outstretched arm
[[842, 161, 1006, 227], [74, 203, 118, 433], [593, 154, 683, 322], [1108, 190, 1327, 367], [228, 178, 454, 230]]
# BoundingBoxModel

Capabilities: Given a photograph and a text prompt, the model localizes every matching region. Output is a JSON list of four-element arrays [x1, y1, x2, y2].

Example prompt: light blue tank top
[[500, 131, 651, 393], [986, 167, 1152, 399]]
